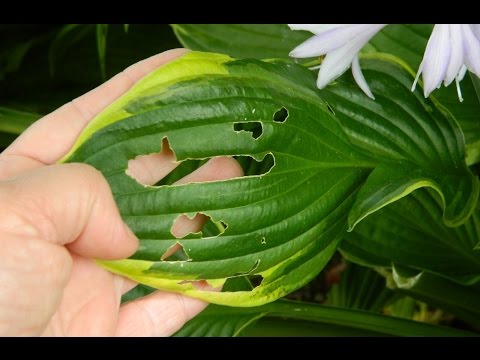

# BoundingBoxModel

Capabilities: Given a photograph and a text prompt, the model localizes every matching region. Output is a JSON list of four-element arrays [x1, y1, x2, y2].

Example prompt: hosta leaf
[[435, 76, 480, 165], [62, 51, 477, 306], [175, 299, 474, 337], [325, 261, 397, 313], [341, 188, 480, 284], [321, 54, 478, 229], [363, 24, 433, 71], [389, 266, 480, 326], [171, 24, 480, 163], [171, 24, 310, 60], [363, 24, 480, 164]]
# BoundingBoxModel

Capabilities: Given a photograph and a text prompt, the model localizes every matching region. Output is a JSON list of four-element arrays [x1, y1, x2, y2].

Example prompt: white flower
[[412, 24, 480, 102], [288, 24, 387, 99]]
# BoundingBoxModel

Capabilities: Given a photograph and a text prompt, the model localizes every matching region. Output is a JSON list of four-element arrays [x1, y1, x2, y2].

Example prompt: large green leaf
[[172, 24, 431, 69], [389, 266, 480, 326], [175, 299, 474, 337], [325, 261, 397, 313], [364, 25, 480, 164], [171, 24, 480, 163], [175, 265, 474, 336], [341, 189, 480, 284], [171, 24, 310, 60], [320, 54, 478, 229], [62, 51, 477, 307], [364, 25, 480, 165], [340, 188, 480, 325]]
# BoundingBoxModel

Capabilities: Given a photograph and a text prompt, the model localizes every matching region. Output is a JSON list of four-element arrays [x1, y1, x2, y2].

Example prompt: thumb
[[1, 163, 138, 260]]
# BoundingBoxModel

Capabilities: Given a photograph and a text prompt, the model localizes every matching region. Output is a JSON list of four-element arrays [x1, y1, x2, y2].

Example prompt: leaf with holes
[[62, 52, 478, 306], [171, 24, 480, 164]]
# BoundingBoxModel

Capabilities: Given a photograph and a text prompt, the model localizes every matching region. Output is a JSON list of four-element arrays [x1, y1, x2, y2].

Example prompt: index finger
[[1, 48, 188, 167]]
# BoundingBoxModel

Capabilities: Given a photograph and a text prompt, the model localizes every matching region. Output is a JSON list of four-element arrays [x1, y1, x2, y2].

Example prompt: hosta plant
[[2, 24, 480, 336]]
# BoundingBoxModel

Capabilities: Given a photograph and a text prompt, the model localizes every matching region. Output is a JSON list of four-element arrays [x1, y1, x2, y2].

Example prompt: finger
[[1, 163, 138, 260], [115, 284, 212, 336], [175, 156, 244, 185], [43, 255, 121, 336], [0, 48, 189, 179], [117, 276, 140, 296], [0, 154, 44, 181]]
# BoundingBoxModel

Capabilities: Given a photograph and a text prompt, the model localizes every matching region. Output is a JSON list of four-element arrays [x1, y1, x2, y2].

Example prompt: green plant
[[1, 24, 479, 336]]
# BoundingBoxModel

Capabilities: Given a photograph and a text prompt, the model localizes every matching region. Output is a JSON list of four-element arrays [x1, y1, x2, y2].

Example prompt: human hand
[[0, 49, 243, 336]]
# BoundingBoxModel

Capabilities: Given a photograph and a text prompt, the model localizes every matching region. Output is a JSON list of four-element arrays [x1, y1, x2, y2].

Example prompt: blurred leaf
[[0, 40, 35, 80], [48, 24, 93, 76], [121, 283, 155, 304], [325, 261, 397, 312], [0, 25, 58, 80], [96, 24, 109, 80], [175, 298, 474, 337], [386, 296, 417, 319], [124, 24, 130, 33], [0, 132, 17, 149], [387, 265, 480, 326], [0, 106, 40, 134], [342, 189, 480, 285], [1, 25, 181, 116]]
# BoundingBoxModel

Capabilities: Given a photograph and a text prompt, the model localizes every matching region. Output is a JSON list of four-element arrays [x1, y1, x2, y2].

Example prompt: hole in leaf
[[326, 103, 335, 115], [234, 153, 274, 176], [273, 107, 288, 123], [161, 243, 189, 261], [155, 159, 208, 186], [234, 121, 263, 139], [200, 218, 228, 237], [248, 274, 264, 288], [126, 137, 179, 186], [234, 259, 260, 277], [171, 213, 211, 239], [178, 279, 218, 291]]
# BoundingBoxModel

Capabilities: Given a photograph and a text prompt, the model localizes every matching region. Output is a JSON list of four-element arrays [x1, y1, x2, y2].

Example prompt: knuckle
[[62, 163, 109, 193]]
